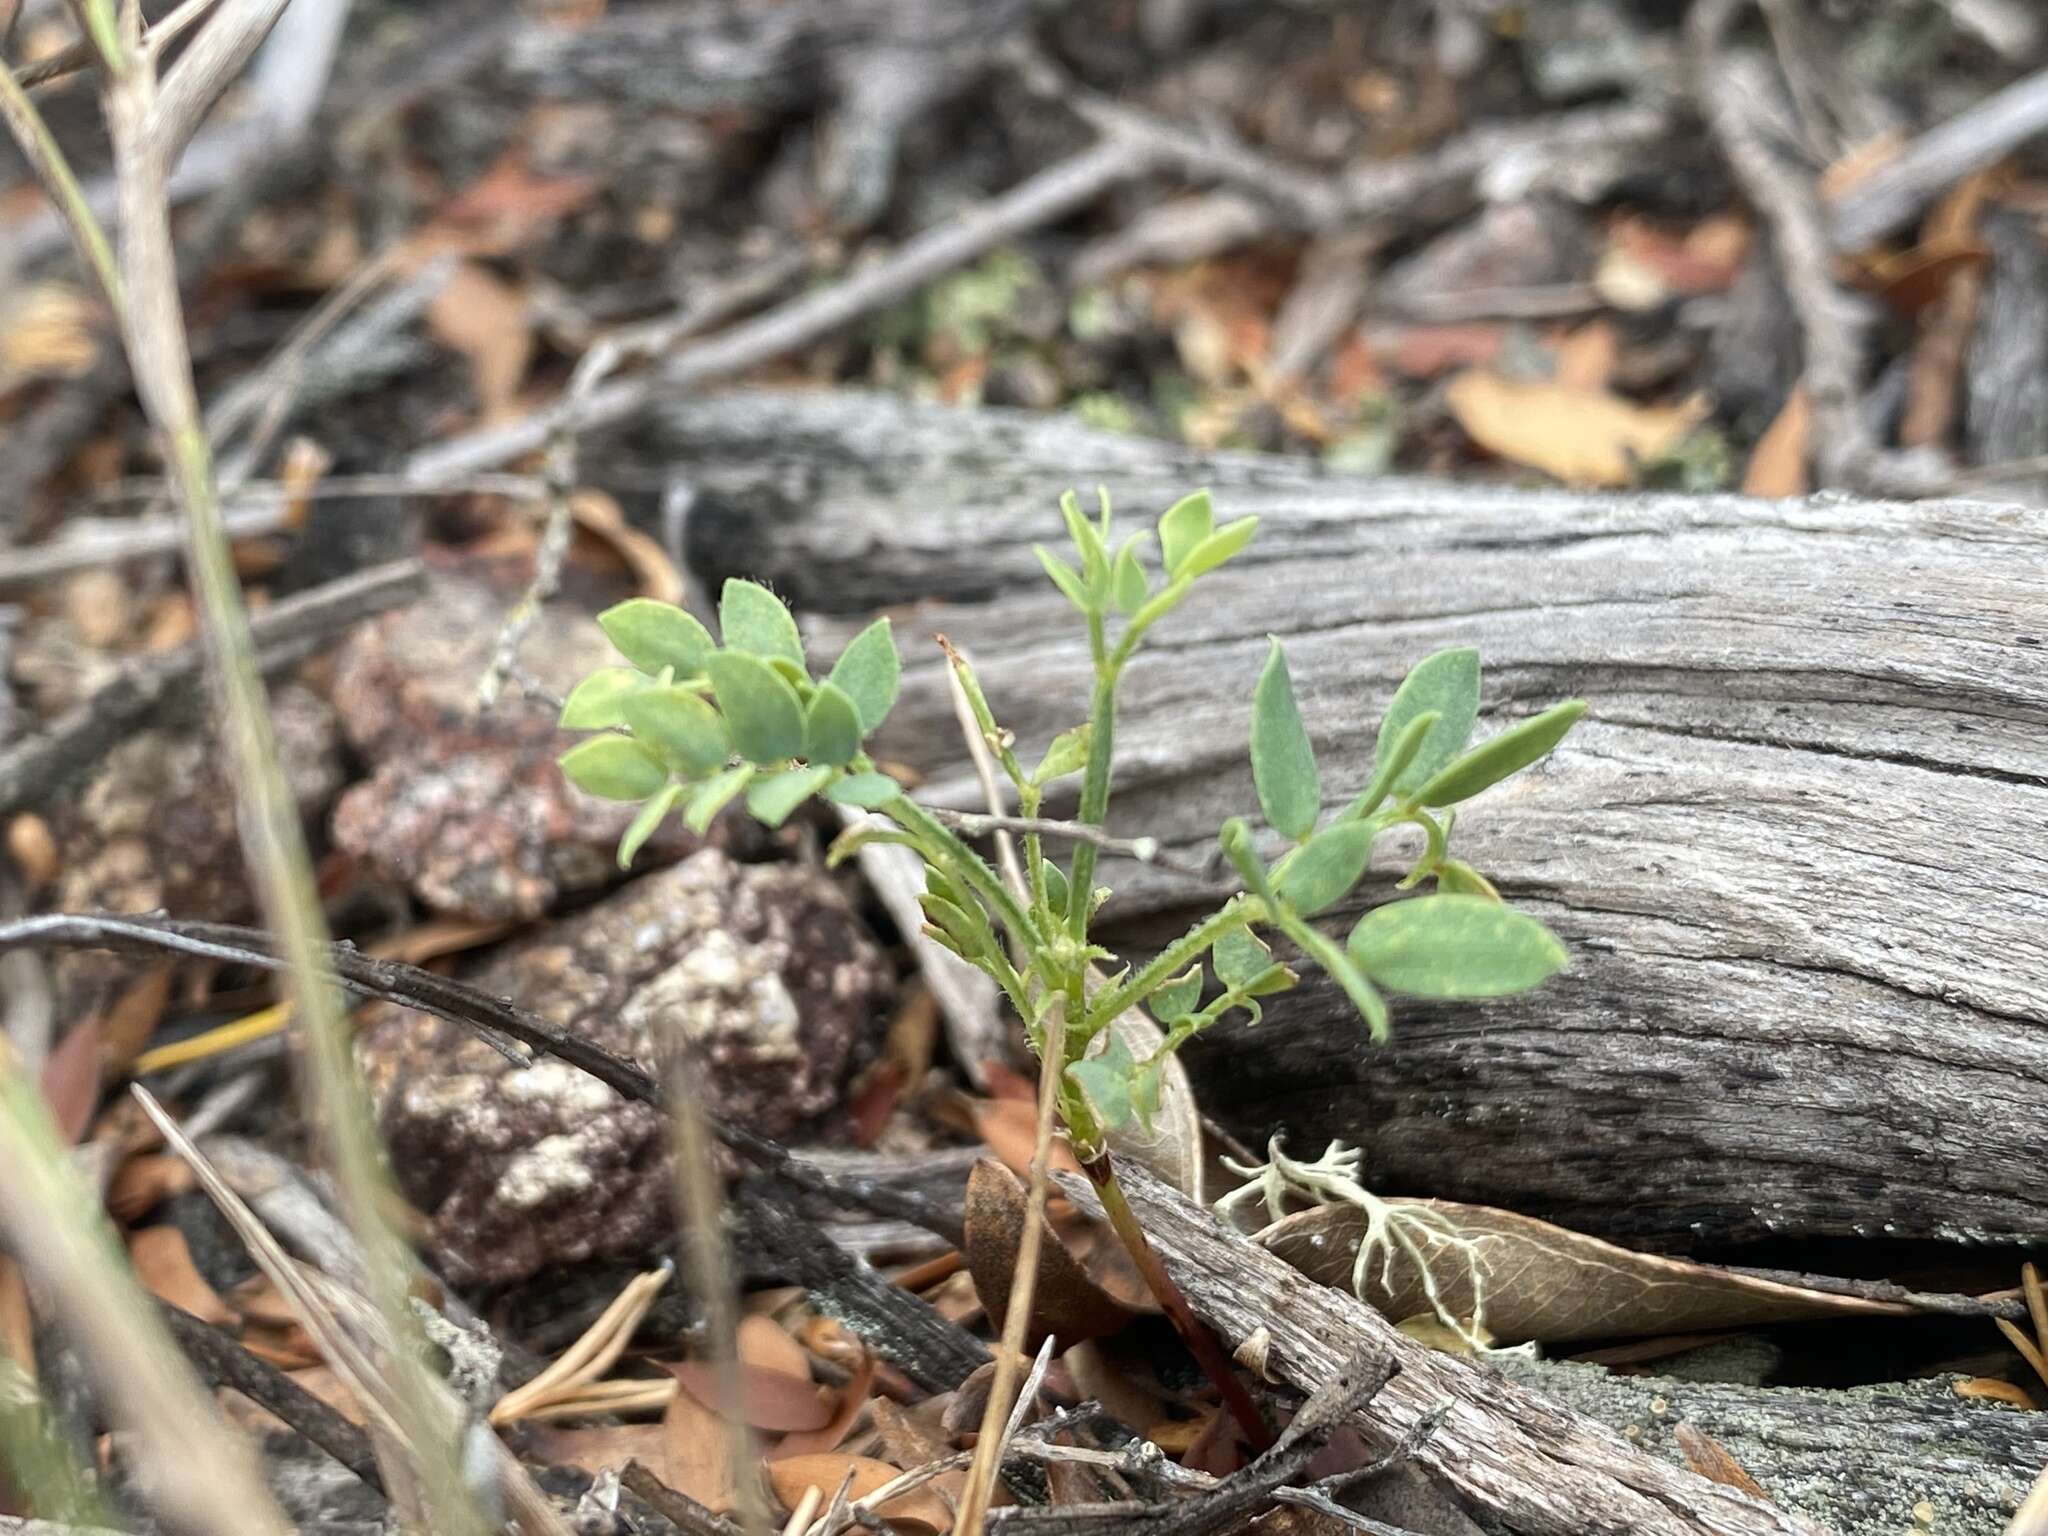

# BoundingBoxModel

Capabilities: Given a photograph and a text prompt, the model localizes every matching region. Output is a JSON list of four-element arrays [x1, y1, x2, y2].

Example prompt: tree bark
[[646, 390, 2048, 1252]]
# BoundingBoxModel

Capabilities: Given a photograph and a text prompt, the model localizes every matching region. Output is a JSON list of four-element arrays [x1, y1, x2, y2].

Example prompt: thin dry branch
[[405, 135, 1154, 482], [1685, 0, 1946, 496]]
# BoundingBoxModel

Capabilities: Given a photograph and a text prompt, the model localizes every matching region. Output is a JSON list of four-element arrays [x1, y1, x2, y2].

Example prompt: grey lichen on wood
[[648, 390, 2048, 1252]]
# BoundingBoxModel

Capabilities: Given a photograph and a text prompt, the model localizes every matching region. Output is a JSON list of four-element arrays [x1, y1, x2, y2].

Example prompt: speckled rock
[[50, 682, 340, 1014], [357, 848, 894, 1287], [328, 561, 748, 920]]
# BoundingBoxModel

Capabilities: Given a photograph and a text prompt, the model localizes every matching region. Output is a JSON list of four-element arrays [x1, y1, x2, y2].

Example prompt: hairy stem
[[1084, 897, 1261, 1033], [1066, 615, 1116, 936], [886, 794, 1040, 947]]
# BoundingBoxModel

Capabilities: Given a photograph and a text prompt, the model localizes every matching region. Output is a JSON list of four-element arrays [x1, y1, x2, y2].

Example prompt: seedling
[[559, 488, 1583, 1447]]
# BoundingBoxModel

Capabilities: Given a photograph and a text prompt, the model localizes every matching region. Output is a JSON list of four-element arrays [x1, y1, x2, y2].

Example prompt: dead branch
[[1828, 66, 2048, 251], [1686, 0, 1946, 495], [1058, 1166, 1823, 1536], [404, 135, 1155, 483]]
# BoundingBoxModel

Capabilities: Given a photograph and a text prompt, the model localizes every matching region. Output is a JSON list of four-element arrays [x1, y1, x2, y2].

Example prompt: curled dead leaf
[[736, 1314, 812, 1380], [766, 1453, 953, 1536], [970, 1098, 1081, 1182], [772, 1350, 874, 1460], [1675, 1422, 1769, 1499], [1445, 370, 1706, 487], [1258, 1199, 1915, 1345], [962, 1158, 1152, 1347]]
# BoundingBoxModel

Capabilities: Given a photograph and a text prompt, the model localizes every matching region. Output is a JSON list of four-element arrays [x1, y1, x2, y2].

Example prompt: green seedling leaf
[[1111, 535, 1149, 615], [719, 578, 805, 667], [925, 864, 968, 911], [804, 682, 863, 766], [599, 599, 715, 677], [1214, 927, 1275, 989], [1281, 913, 1389, 1041], [1035, 544, 1093, 612], [1348, 893, 1567, 999], [622, 686, 731, 778], [706, 651, 806, 762], [617, 783, 683, 869], [1158, 489, 1213, 576], [1030, 724, 1091, 786], [1275, 820, 1373, 916], [1149, 967, 1203, 1024], [1040, 858, 1070, 920], [1177, 514, 1259, 579], [1377, 648, 1480, 798], [1061, 490, 1110, 594], [918, 893, 987, 955], [827, 618, 900, 732], [1344, 709, 1438, 821], [1414, 699, 1586, 808], [558, 667, 647, 730], [1436, 858, 1500, 900], [827, 771, 902, 809], [746, 764, 834, 828], [559, 735, 667, 801], [1066, 1032, 1138, 1132], [1251, 640, 1320, 841], [684, 764, 755, 833]]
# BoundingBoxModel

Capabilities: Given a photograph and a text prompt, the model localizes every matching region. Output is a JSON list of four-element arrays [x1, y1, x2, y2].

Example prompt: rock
[[49, 682, 340, 1016], [357, 849, 894, 1288], [328, 561, 749, 919]]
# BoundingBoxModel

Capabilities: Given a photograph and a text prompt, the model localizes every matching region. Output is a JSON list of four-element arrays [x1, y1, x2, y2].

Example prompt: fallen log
[[1066, 1165, 2048, 1536], [644, 390, 2048, 1251]]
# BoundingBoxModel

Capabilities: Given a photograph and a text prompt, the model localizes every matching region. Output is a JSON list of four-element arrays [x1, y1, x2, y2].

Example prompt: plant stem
[[1081, 1151, 1275, 1453], [955, 995, 1070, 1535], [886, 794, 1040, 949], [1066, 614, 1116, 936], [1084, 897, 1262, 1033]]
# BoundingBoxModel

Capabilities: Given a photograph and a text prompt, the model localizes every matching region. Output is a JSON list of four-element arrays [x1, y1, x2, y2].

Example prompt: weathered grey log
[[1066, 1165, 2048, 1536], [649, 390, 2048, 1252]]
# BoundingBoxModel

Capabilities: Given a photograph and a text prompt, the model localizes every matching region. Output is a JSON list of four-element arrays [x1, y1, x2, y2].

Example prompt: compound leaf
[[746, 764, 834, 828], [1158, 489, 1213, 577], [599, 599, 715, 677], [1275, 820, 1373, 916], [706, 651, 806, 763], [1414, 700, 1586, 808], [559, 735, 667, 802], [804, 681, 863, 766], [558, 666, 647, 730], [1377, 649, 1480, 797], [826, 618, 900, 733], [622, 685, 731, 778], [719, 578, 806, 667]]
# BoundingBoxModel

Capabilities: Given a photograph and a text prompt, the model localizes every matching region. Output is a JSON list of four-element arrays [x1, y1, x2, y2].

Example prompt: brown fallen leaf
[[1675, 1422, 1768, 1498], [737, 1314, 812, 1380], [1856, 237, 1994, 316], [772, 1350, 874, 1460], [100, 962, 176, 1077], [128, 1225, 239, 1327], [5, 813, 57, 891], [1741, 386, 1812, 498], [426, 261, 533, 423], [39, 1017, 102, 1147], [1952, 1377, 2036, 1410], [666, 1358, 834, 1434], [963, 1158, 1153, 1346], [569, 489, 684, 604], [1258, 1199, 1915, 1345], [525, 1421, 670, 1480], [970, 1098, 1082, 1182], [766, 1453, 953, 1535], [1445, 371, 1706, 487]]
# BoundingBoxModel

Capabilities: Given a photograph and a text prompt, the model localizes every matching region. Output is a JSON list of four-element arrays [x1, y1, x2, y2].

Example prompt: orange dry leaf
[[101, 962, 176, 1076], [667, 1359, 833, 1434], [570, 489, 685, 603], [1675, 1423, 1768, 1498], [970, 1098, 1082, 1181], [1551, 320, 1619, 392], [128, 1226, 238, 1326], [0, 1257, 33, 1380], [1741, 387, 1812, 498], [772, 1350, 874, 1459], [766, 1454, 953, 1535], [5, 813, 57, 891], [426, 262, 534, 423], [1857, 238, 1993, 316], [737, 1314, 812, 1380], [1384, 323, 1504, 379], [424, 148, 599, 258], [1444, 371, 1706, 487], [107, 1151, 196, 1222]]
